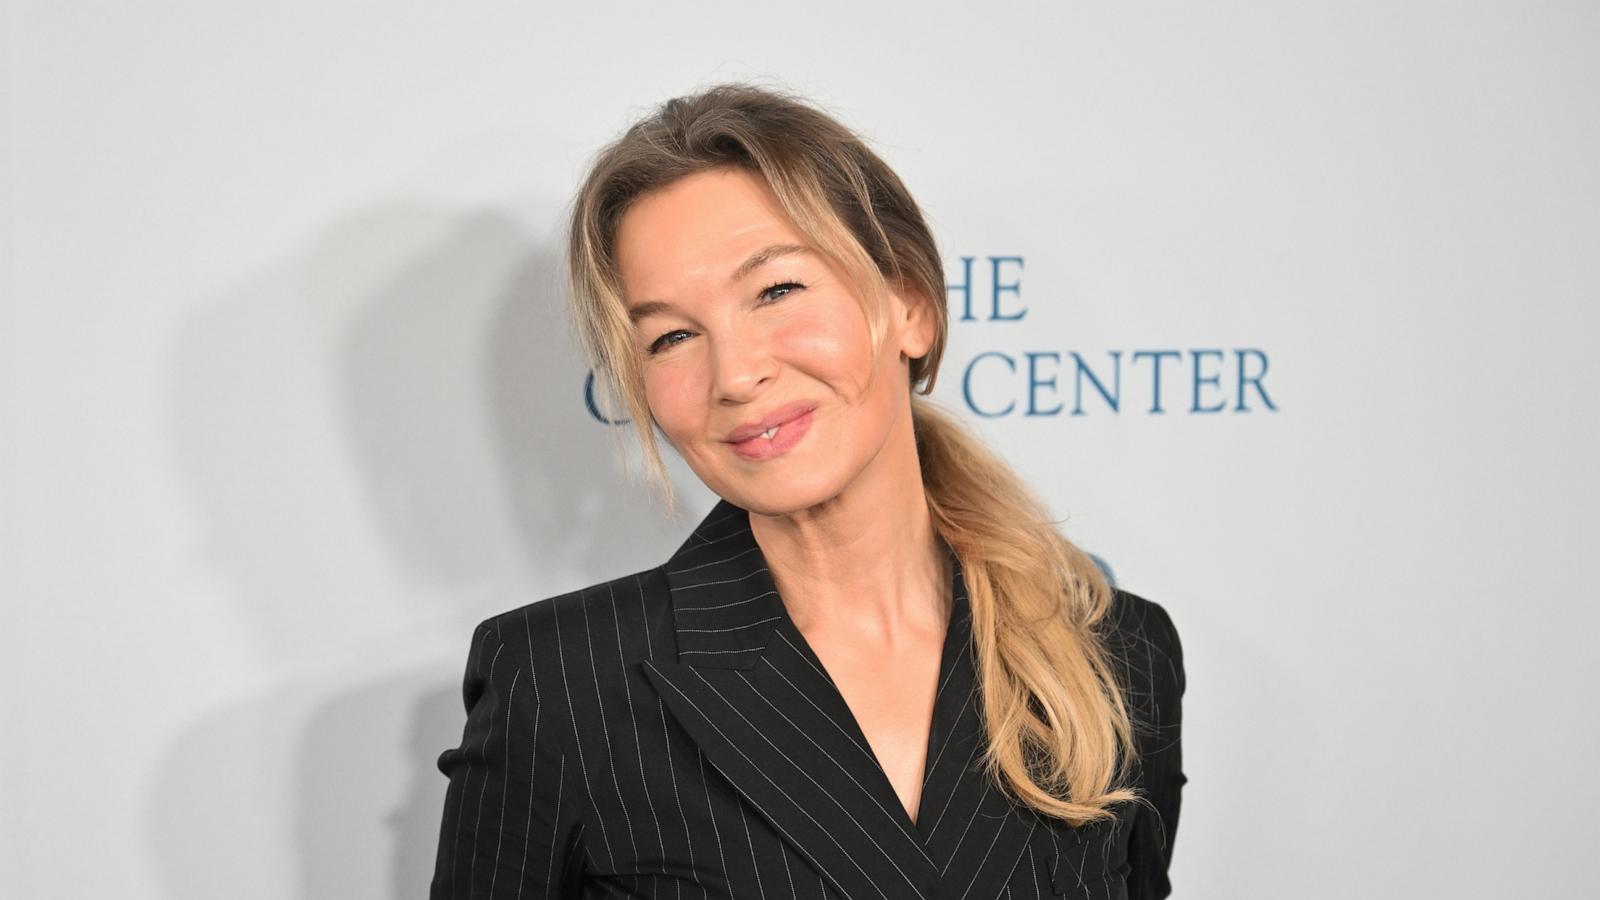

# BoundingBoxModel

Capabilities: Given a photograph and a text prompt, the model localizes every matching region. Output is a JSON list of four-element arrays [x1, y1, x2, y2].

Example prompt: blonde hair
[[565, 82, 1138, 824]]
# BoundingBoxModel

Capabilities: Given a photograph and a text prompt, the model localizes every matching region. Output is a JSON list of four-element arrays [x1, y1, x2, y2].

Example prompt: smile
[[728, 408, 814, 461]]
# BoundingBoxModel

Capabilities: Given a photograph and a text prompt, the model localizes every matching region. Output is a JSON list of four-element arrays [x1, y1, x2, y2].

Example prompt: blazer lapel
[[913, 562, 1043, 900], [639, 499, 1040, 900]]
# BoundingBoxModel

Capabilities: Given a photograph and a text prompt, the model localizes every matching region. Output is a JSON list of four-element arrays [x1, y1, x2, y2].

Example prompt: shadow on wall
[[142, 663, 461, 900], [389, 686, 463, 898], [166, 203, 692, 662], [294, 673, 465, 900], [149, 202, 703, 900]]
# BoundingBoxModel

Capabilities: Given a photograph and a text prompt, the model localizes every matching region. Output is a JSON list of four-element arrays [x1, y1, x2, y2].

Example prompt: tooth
[[761, 426, 778, 439]]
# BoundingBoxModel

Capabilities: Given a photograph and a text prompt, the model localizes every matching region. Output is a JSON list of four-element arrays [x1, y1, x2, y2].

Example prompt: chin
[[717, 465, 848, 519]]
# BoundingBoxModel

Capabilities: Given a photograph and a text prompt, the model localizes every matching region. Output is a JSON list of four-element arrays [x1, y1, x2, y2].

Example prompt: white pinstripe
[[545, 756, 564, 898], [947, 810, 998, 890], [777, 830, 797, 900], [667, 542, 763, 575], [673, 567, 773, 590], [681, 646, 768, 657], [680, 614, 784, 634], [451, 627, 498, 899], [467, 641, 506, 895], [921, 695, 978, 840], [517, 607, 543, 900], [1027, 842, 1041, 900], [737, 799, 770, 900], [609, 581, 665, 878], [939, 783, 984, 875], [699, 750, 729, 899], [635, 574, 694, 900], [685, 506, 746, 545], [659, 700, 698, 891], [680, 590, 779, 613], [954, 808, 1031, 900], [487, 666, 520, 896], [582, 588, 640, 863], [552, 596, 618, 872], [922, 687, 974, 791]]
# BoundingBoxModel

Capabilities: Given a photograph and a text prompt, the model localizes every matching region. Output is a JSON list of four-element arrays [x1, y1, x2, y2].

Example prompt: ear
[[891, 284, 938, 361]]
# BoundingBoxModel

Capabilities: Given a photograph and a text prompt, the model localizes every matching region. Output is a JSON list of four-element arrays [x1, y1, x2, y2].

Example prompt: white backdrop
[[6, 2, 1598, 898]]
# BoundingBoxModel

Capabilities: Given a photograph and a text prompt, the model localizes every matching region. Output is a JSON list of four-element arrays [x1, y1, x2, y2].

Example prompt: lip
[[725, 403, 816, 462], [724, 401, 818, 443]]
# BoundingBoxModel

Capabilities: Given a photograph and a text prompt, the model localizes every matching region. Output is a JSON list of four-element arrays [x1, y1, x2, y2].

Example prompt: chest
[[802, 623, 946, 826]]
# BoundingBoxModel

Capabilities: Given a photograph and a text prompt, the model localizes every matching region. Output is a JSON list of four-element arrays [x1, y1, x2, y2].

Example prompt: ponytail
[[914, 397, 1138, 823]]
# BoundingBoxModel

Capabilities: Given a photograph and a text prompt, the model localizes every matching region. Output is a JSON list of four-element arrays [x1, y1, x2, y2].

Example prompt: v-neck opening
[[763, 548, 972, 845]]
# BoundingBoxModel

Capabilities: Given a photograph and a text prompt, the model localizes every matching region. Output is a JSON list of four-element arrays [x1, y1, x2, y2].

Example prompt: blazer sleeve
[[1124, 596, 1186, 900], [431, 615, 587, 899]]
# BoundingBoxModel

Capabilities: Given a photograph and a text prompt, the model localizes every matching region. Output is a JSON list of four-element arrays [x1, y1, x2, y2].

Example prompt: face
[[614, 167, 935, 516]]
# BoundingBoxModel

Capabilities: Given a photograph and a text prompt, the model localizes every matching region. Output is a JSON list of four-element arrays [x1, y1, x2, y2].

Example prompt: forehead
[[614, 168, 805, 297]]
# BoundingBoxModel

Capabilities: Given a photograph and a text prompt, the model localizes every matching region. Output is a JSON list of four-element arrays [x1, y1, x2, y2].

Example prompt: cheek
[[642, 364, 705, 438], [775, 309, 874, 390]]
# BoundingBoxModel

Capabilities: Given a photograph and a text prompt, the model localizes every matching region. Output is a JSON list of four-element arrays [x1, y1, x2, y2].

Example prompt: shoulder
[[462, 565, 675, 680], [1101, 589, 1187, 890], [1098, 586, 1187, 720], [1102, 588, 1183, 667]]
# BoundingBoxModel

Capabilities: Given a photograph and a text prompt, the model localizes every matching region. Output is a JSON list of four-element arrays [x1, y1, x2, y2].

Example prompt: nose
[[709, 330, 776, 406]]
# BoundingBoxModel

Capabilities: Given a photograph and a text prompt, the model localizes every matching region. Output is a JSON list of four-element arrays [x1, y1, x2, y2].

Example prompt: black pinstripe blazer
[[431, 499, 1186, 900]]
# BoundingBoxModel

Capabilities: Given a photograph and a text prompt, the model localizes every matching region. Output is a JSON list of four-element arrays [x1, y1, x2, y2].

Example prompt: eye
[[646, 329, 692, 356], [758, 280, 804, 303], [644, 281, 803, 357]]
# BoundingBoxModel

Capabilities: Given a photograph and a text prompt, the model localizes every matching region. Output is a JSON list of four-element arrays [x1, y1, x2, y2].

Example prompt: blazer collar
[[640, 498, 1044, 900], [657, 497, 791, 668]]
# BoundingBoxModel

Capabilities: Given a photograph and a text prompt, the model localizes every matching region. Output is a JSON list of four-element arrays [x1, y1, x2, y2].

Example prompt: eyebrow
[[730, 242, 813, 283], [626, 243, 815, 324]]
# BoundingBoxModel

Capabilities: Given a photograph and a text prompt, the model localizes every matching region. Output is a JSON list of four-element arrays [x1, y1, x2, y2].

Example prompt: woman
[[431, 83, 1185, 900]]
